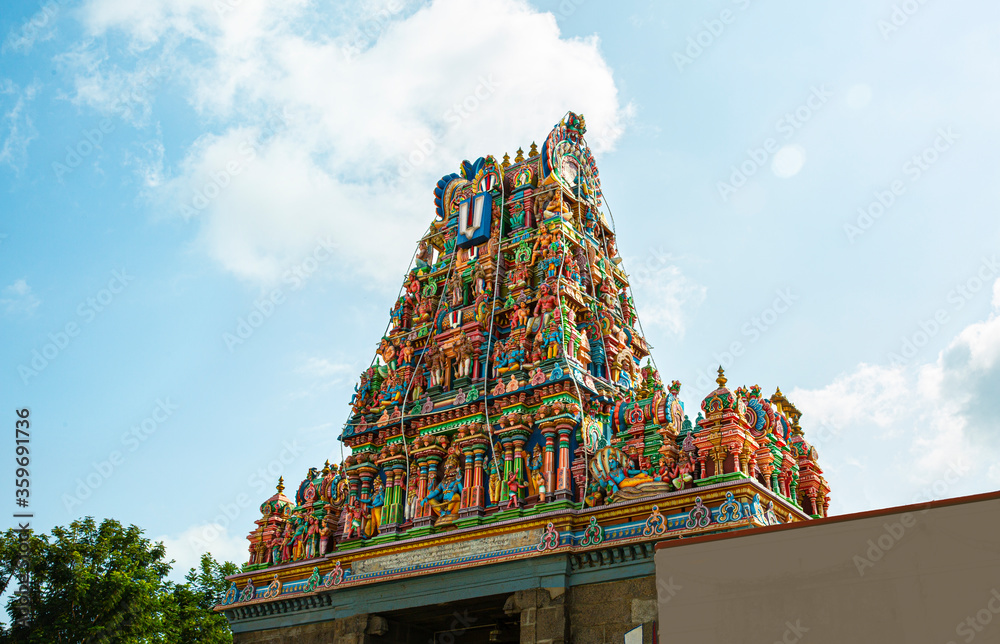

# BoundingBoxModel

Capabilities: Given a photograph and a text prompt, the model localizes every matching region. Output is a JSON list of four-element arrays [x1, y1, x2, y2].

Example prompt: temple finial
[[502, 152, 511, 168], [529, 141, 538, 156], [276, 477, 285, 494], [716, 366, 727, 388], [515, 147, 525, 163]]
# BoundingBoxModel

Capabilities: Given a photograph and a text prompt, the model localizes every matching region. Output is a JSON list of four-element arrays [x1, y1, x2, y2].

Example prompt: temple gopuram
[[219, 112, 831, 644]]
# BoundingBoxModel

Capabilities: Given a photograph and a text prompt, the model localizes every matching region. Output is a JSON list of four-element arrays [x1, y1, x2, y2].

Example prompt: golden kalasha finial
[[276, 477, 285, 493], [716, 366, 727, 388], [502, 152, 510, 168], [515, 147, 525, 163], [529, 141, 538, 156]]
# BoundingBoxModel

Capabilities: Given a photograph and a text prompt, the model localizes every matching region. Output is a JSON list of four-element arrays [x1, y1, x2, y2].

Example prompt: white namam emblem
[[559, 155, 579, 186], [458, 193, 488, 242]]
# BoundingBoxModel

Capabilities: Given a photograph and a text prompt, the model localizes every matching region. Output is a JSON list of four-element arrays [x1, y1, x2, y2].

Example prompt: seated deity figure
[[514, 301, 531, 329], [420, 456, 462, 525], [543, 189, 571, 220], [670, 453, 695, 490]]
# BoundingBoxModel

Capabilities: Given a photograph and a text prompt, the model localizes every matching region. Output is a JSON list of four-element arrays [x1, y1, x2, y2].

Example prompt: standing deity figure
[[454, 332, 478, 379], [341, 502, 353, 539], [305, 516, 320, 559], [528, 444, 545, 502], [280, 522, 294, 563], [379, 338, 399, 372], [346, 501, 368, 539], [449, 271, 464, 308], [405, 464, 419, 521], [400, 340, 416, 367], [291, 519, 307, 561], [319, 504, 336, 554], [488, 460, 502, 505], [269, 529, 283, 565], [505, 471, 526, 509], [364, 478, 385, 538]]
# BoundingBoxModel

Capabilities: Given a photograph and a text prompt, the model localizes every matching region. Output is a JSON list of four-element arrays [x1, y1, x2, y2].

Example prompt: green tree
[[0, 517, 236, 644], [160, 554, 238, 643]]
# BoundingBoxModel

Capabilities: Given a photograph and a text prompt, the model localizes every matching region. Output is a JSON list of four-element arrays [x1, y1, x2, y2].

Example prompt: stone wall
[[567, 577, 658, 644], [232, 614, 388, 644]]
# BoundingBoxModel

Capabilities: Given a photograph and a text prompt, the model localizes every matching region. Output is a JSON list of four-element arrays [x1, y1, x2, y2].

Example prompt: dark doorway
[[375, 592, 519, 643]]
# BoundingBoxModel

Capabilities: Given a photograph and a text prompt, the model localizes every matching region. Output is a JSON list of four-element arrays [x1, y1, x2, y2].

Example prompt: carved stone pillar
[[539, 423, 557, 497], [456, 430, 489, 518], [411, 443, 445, 528], [554, 422, 574, 500]]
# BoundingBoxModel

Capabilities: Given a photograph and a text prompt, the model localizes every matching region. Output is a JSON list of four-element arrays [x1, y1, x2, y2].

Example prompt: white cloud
[[0, 80, 40, 172], [1, 279, 41, 316], [298, 356, 354, 379], [629, 250, 706, 337], [73, 0, 629, 289], [791, 279, 1000, 515], [290, 357, 358, 401], [156, 522, 248, 582]]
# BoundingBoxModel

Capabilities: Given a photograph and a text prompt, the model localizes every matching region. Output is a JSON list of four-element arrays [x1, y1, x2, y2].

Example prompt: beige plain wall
[[655, 494, 1000, 644]]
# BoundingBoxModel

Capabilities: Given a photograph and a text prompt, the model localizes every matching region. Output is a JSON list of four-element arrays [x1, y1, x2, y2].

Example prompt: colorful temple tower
[[220, 112, 831, 643]]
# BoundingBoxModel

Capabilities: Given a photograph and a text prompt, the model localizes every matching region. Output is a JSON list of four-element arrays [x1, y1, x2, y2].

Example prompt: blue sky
[[2, 0, 999, 574]]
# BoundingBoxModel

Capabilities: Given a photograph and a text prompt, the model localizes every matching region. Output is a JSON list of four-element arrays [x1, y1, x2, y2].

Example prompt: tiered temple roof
[[219, 112, 830, 610]]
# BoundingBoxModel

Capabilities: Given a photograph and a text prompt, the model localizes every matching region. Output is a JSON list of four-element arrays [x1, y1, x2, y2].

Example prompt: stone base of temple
[[230, 578, 657, 644]]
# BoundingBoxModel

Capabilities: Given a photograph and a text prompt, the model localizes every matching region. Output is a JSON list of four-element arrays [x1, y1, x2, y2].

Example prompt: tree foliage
[[0, 517, 236, 644]]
